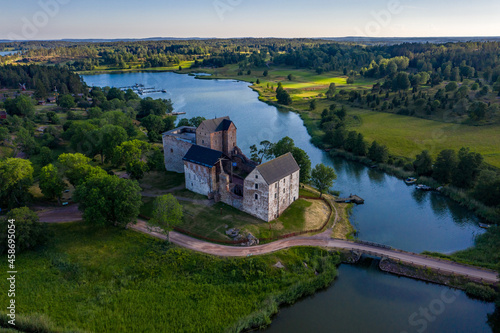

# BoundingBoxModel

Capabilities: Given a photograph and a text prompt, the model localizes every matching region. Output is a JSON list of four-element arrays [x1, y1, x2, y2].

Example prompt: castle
[[162, 116, 300, 222]]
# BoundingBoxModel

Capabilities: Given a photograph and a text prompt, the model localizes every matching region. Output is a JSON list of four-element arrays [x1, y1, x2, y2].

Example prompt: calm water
[[0, 50, 20, 56], [82, 71, 485, 254], [264, 259, 495, 333], [82, 72, 494, 332]]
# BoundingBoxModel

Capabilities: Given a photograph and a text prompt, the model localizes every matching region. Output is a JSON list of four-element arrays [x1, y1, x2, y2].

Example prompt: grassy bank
[[0, 223, 340, 332], [423, 226, 500, 270]]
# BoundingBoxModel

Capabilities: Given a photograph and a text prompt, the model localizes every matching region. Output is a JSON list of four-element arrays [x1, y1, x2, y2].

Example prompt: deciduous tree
[[74, 174, 142, 227], [148, 194, 183, 241], [311, 163, 336, 197]]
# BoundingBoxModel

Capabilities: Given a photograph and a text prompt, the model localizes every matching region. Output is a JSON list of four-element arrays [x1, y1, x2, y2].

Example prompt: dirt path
[[37, 204, 82, 223], [130, 220, 499, 283], [35, 201, 498, 283]]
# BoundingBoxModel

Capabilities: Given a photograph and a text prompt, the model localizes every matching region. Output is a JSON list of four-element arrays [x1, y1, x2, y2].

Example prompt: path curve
[[131, 220, 499, 284]]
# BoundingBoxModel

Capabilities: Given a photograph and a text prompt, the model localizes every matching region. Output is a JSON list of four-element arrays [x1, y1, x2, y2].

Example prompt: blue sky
[[1, 0, 499, 40]]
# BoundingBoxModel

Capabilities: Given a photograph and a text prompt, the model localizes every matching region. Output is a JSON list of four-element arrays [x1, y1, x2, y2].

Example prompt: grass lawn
[[347, 108, 500, 168], [0, 223, 339, 332], [138, 171, 185, 192], [178, 197, 329, 242]]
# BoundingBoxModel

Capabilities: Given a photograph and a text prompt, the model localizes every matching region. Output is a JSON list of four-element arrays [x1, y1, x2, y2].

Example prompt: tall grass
[[0, 223, 340, 332]]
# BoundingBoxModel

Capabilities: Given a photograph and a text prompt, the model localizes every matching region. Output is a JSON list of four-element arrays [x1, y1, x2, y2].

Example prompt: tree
[[291, 147, 311, 183], [287, 74, 294, 81], [15, 128, 37, 156], [473, 170, 500, 207], [0, 127, 9, 143], [74, 174, 142, 227], [148, 194, 183, 241], [34, 79, 48, 100], [4, 95, 35, 118], [325, 83, 336, 99], [328, 126, 346, 148], [432, 149, 457, 184], [39, 164, 65, 202], [0, 207, 50, 254], [413, 150, 433, 176], [469, 101, 488, 121], [87, 106, 103, 119], [353, 133, 367, 156], [263, 70, 268, 77], [113, 139, 151, 179], [148, 147, 166, 172], [57, 153, 106, 187], [311, 163, 337, 197], [57, 94, 76, 110], [39, 146, 53, 166], [452, 147, 483, 188], [276, 82, 292, 105], [272, 136, 295, 157], [309, 99, 317, 110], [94, 125, 128, 163], [445, 81, 458, 92], [0, 158, 34, 208], [250, 140, 274, 164], [46, 111, 59, 124], [138, 97, 173, 118], [344, 131, 357, 152], [368, 141, 389, 163]]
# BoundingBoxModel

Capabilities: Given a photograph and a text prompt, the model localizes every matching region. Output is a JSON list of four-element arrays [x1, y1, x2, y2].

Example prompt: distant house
[[0, 111, 7, 119], [37, 100, 46, 105], [47, 96, 56, 103]]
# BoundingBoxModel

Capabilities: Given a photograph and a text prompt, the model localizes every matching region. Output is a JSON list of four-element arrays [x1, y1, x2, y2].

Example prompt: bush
[[464, 283, 497, 302], [0, 207, 51, 254]]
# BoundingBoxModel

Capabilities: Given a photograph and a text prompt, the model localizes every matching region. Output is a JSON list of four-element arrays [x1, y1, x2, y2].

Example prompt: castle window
[[255, 184, 258, 189], [255, 194, 258, 200], [255, 175, 258, 179], [283, 188, 285, 193], [170, 148, 173, 153], [202, 140, 204, 144], [293, 197, 296, 201], [275, 193, 277, 199], [275, 183, 277, 189]]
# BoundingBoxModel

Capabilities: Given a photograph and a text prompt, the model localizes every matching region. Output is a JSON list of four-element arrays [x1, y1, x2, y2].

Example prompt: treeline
[[0, 64, 87, 95]]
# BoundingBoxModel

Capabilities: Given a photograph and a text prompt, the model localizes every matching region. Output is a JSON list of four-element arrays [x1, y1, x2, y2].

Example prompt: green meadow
[[0, 223, 339, 332]]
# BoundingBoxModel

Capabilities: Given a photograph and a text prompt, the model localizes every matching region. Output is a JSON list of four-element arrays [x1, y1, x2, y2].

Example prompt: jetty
[[335, 195, 364, 204], [114, 84, 167, 95]]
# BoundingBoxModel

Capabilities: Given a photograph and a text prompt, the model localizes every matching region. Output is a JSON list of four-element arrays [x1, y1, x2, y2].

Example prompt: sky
[[1, 0, 499, 40]]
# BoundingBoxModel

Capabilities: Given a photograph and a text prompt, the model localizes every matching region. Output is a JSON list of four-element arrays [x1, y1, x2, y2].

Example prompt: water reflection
[[263, 260, 494, 333]]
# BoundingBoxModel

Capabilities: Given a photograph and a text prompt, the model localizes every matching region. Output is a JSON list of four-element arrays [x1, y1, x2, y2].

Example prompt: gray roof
[[255, 152, 300, 185], [197, 116, 235, 133]]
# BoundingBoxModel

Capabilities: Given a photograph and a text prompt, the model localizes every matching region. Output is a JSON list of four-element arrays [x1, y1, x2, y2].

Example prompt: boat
[[404, 177, 417, 185], [416, 184, 432, 191], [479, 223, 492, 229], [162, 89, 167, 93]]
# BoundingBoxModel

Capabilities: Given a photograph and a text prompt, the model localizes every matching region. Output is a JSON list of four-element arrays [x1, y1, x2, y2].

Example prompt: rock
[[225, 228, 240, 238], [273, 261, 285, 269], [303, 262, 308, 268]]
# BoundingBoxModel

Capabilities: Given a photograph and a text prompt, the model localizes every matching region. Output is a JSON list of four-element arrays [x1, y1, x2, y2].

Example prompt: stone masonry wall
[[242, 169, 270, 221], [163, 135, 193, 173], [184, 162, 216, 196]]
